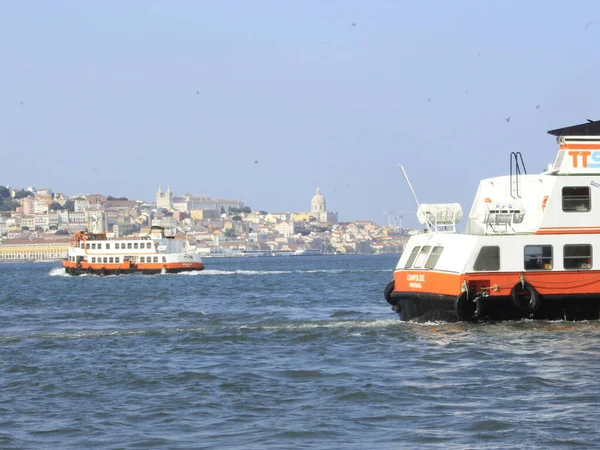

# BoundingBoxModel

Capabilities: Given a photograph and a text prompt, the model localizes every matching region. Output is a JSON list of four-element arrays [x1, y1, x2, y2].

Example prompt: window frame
[[412, 245, 432, 269], [424, 246, 444, 269], [404, 246, 421, 269], [524, 244, 553, 271], [563, 244, 593, 270], [562, 186, 591, 213]]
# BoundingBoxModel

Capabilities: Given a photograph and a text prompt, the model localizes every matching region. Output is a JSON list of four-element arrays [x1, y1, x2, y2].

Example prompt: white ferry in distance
[[62, 226, 204, 275], [384, 120, 600, 321]]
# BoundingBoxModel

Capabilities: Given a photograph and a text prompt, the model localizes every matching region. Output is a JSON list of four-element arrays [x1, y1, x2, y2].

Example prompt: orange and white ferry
[[62, 226, 204, 275], [385, 121, 600, 321]]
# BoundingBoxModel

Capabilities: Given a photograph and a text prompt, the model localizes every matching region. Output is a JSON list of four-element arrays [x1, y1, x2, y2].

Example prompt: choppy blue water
[[1, 254, 600, 449]]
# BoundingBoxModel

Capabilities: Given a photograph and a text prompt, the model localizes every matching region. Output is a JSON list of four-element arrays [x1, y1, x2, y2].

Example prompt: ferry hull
[[389, 291, 600, 322], [62, 261, 203, 276]]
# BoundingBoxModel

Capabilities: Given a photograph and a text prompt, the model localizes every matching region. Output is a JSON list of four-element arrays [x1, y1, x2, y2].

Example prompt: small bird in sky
[[536, 105, 540, 110], [585, 21, 592, 29], [196, 90, 199, 95], [254, 160, 258, 164], [505, 116, 511, 123]]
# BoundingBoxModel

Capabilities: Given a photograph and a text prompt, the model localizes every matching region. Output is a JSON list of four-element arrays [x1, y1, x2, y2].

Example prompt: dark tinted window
[[404, 246, 421, 269], [413, 246, 432, 268], [563, 186, 590, 212], [564, 244, 592, 270], [425, 246, 444, 269], [474, 246, 500, 271], [524, 245, 553, 270]]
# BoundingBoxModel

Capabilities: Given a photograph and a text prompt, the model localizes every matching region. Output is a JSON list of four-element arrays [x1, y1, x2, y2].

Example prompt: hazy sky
[[2, 1, 599, 226]]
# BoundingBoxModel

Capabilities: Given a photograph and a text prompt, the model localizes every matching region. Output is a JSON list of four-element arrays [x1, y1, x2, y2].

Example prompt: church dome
[[311, 188, 326, 212]]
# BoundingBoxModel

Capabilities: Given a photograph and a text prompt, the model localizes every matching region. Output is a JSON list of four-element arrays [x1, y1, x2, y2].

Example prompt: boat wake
[[48, 267, 69, 277]]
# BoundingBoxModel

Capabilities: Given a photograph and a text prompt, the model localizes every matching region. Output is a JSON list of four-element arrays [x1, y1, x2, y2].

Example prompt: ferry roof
[[548, 120, 600, 136]]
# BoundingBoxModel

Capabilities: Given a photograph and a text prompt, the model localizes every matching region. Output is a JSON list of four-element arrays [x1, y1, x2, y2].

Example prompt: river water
[[1, 254, 600, 449]]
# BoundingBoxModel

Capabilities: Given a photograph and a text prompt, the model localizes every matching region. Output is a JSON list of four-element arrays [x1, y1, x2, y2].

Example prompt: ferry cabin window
[[92, 257, 96, 263], [162, 256, 166, 263], [404, 246, 421, 269], [115, 257, 119, 263], [92, 243, 96, 249], [115, 243, 120, 249], [424, 246, 444, 269], [134, 243, 139, 249], [524, 245, 553, 270], [564, 244, 592, 270], [140, 257, 145, 263], [413, 246, 432, 268], [127, 243, 132, 249], [103, 257, 108, 263], [562, 187, 591, 212], [86, 243, 90, 249], [106, 244, 110, 250], [109, 257, 114, 263], [153, 256, 158, 263], [147, 243, 152, 249], [474, 246, 500, 271]]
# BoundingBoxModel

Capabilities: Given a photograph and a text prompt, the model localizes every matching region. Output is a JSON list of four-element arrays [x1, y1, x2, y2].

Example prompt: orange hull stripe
[[393, 269, 600, 297], [62, 261, 203, 270]]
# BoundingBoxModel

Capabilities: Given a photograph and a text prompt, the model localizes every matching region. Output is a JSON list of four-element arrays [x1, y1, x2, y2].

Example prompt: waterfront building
[[0, 238, 70, 260]]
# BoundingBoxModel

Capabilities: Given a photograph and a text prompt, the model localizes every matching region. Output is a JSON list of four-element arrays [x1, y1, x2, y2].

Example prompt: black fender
[[455, 292, 484, 322], [511, 282, 540, 312], [384, 281, 395, 306]]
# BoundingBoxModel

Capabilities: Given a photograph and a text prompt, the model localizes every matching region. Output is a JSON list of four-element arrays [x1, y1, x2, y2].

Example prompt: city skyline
[[2, 1, 600, 227]]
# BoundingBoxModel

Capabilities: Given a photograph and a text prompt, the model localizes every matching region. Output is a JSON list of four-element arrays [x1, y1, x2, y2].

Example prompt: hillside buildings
[[0, 184, 407, 260]]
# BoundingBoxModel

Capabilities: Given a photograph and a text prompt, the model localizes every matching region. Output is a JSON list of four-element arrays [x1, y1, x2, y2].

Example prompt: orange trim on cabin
[[560, 144, 600, 150], [535, 228, 600, 235]]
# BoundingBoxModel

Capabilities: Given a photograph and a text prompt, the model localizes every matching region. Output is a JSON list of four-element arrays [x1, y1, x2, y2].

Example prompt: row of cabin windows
[[474, 244, 592, 271], [90, 256, 166, 263], [84, 242, 153, 250], [405, 244, 593, 271], [404, 245, 445, 270]]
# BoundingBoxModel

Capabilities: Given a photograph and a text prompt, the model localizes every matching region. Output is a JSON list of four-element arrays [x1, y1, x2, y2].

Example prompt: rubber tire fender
[[384, 280, 395, 306], [455, 292, 484, 322], [510, 282, 540, 312]]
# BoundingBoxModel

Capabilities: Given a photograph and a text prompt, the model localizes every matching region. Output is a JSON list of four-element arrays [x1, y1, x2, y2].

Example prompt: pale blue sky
[[2, 1, 599, 226]]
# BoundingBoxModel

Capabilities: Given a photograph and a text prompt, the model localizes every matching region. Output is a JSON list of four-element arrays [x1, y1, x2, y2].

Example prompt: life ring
[[455, 292, 484, 322], [384, 281, 395, 306], [511, 282, 540, 312]]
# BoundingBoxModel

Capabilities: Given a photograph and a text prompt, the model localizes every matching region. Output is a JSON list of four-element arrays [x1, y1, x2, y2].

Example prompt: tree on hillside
[[49, 201, 64, 210], [107, 196, 129, 201], [63, 200, 75, 212], [223, 228, 237, 238], [14, 190, 33, 199], [0, 186, 10, 198]]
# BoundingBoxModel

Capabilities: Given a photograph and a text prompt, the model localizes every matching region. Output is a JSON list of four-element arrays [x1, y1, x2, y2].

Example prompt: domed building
[[309, 188, 337, 224]]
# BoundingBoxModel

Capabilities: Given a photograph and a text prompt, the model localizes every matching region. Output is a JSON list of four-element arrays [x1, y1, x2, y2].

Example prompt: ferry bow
[[385, 121, 600, 321]]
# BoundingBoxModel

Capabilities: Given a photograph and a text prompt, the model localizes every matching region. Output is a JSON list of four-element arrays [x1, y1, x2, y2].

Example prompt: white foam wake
[[48, 267, 69, 277]]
